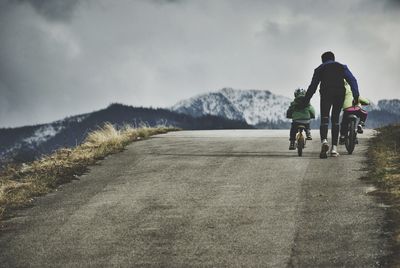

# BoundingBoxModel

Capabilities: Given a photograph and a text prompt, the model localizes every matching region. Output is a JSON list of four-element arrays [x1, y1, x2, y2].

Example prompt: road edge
[[363, 124, 400, 267]]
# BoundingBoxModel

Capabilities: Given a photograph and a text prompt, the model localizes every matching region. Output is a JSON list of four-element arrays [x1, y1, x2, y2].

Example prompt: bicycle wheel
[[345, 120, 356, 154], [297, 134, 304, 157]]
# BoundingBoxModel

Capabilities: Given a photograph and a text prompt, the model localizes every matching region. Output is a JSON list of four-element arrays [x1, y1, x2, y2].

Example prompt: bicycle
[[344, 114, 358, 154], [295, 125, 307, 157]]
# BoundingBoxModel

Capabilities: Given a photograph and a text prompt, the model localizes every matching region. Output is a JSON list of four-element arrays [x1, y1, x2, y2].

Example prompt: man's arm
[[343, 65, 359, 99], [359, 96, 370, 105], [304, 67, 321, 104]]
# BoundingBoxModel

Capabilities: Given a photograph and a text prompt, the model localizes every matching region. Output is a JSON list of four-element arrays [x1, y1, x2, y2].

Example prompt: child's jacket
[[286, 96, 316, 121], [343, 80, 369, 110]]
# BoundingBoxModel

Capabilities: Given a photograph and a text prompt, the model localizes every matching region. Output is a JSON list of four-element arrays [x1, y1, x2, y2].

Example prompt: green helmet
[[294, 88, 306, 97]]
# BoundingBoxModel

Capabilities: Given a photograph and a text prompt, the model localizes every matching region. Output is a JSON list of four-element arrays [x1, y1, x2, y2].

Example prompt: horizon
[[1, 0, 400, 127]]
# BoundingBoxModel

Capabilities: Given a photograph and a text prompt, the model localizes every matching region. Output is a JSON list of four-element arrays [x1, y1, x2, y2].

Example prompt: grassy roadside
[[0, 123, 179, 221], [366, 124, 400, 266]]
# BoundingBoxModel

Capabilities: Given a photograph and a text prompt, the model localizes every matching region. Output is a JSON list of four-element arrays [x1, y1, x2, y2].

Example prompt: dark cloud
[[385, 0, 400, 9], [151, 0, 182, 4], [386, 0, 400, 5], [17, 0, 80, 21], [0, 0, 399, 127]]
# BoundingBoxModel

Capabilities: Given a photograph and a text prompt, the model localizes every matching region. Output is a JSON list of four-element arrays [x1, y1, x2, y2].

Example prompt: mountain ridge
[[172, 87, 291, 125], [171, 88, 400, 128]]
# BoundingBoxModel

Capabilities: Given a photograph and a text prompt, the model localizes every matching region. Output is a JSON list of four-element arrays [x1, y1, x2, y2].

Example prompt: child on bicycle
[[286, 88, 316, 150], [339, 80, 370, 145]]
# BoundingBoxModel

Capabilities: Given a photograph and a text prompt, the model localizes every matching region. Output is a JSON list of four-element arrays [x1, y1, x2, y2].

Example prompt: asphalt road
[[0, 130, 389, 267]]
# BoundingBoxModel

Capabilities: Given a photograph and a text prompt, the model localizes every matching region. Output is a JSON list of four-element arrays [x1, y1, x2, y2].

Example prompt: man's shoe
[[357, 124, 364, 134], [330, 145, 339, 157], [339, 136, 346, 145], [289, 141, 295, 150], [320, 140, 329, 159]]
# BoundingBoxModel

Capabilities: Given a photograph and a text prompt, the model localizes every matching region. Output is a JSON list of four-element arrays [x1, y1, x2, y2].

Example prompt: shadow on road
[[146, 152, 316, 158]]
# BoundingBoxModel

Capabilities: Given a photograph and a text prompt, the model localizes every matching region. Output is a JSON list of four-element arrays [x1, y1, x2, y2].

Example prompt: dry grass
[[366, 124, 400, 265], [367, 124, 400, 195], [0, 123, 179, 220]]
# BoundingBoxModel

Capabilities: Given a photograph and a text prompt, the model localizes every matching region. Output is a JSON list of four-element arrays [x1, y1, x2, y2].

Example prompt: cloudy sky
[[0, 0, 399, 127]]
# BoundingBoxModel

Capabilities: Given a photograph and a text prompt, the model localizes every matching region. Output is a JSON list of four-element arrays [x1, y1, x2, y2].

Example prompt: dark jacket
[[304, 60, 359, 103], [286, 96, 316, 121]]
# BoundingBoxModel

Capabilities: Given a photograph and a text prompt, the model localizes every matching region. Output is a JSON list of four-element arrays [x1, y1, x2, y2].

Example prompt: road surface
[[0, 130, 389, 267]]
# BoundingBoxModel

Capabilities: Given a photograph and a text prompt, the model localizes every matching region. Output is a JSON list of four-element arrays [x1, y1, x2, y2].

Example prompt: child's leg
[[290, 122, 297, 141], [289, 122, 297, 149], [355, 109, 367, 133], [340, 111, 349, 137], [305, 123, 312, 139], [304, 122, 311, 132], [358, 109, 368, 124]]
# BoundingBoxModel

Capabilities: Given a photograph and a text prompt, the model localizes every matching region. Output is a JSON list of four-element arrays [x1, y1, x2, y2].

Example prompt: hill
[[0, 104, 252, 165]]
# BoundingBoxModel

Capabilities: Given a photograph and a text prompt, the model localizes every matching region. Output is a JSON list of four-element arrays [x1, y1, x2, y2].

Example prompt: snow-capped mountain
[[20, 114, 88, 147], [0, 114, 90, 163], [172, 88, 400, 129], [172, 88, 292, 125], [172, 91, 245, 122]]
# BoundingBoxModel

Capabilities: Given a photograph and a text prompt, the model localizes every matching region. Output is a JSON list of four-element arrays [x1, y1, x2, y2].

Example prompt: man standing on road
[[304, 51, 359, 159]]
